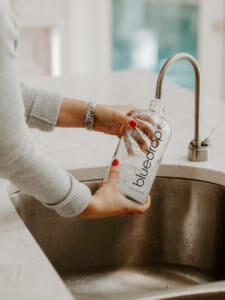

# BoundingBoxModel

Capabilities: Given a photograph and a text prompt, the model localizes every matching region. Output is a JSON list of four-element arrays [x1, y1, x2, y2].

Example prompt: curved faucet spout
[[155, 53, 212, 161], [155, 53, 200, 147]]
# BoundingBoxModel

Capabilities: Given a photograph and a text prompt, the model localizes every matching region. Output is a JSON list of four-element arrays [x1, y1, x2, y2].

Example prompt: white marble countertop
[[0, 71, 225, 299]]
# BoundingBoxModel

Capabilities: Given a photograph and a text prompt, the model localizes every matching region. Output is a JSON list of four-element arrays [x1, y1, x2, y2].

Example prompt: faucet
[[155, 52, 212, 162]]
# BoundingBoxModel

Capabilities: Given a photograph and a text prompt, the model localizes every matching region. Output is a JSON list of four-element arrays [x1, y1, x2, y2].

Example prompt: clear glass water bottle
[[104, 99, 171, 204]]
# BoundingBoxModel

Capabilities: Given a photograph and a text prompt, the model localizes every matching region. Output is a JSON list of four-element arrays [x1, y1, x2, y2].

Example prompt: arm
[[21, 85, 155, 153], [21, 84, 89, 130], [0, 2, 91, 218]]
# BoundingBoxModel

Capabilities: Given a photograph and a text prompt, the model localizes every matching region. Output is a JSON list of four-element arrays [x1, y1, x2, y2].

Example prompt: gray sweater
[[0, 1, 91, 217]]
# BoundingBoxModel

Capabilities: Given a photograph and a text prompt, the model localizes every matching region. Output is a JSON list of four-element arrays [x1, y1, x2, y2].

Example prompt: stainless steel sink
[[10, 176, 225, 299]]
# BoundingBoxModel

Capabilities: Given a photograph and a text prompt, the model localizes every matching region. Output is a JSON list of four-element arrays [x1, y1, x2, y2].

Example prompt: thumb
[[107, 158, 120, 184]]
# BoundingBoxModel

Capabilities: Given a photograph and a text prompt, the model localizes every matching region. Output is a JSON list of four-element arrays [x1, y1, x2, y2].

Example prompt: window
[[112, 0, 198, 89]]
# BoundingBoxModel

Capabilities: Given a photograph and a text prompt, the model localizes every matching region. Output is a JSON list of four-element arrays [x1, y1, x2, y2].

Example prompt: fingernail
[[129, 120, 137, 128], [112, 158, 119, 166]]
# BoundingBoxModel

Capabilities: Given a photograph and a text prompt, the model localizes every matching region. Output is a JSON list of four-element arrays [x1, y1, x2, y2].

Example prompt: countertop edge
[[69, 164, 225, 187]]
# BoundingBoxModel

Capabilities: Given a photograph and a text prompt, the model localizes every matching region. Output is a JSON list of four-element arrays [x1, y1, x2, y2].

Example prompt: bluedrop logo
[[133, 130, 163, 188]]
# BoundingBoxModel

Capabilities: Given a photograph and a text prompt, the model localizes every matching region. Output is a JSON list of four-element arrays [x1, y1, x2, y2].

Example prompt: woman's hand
[[94, 104, 140, 136], [94, 104, 159, 155], [78, 159, 151, 219], [57, 99, 142, 136], [57, 98, 156, 153]]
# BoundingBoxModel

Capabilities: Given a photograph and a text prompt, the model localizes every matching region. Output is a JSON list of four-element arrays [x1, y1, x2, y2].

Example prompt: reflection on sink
[[11, 177, 225, 299]]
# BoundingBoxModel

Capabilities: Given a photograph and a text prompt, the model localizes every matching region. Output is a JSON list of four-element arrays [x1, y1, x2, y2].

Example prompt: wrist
[[57, 98, 88, 128], [78, 195, 97, 218]]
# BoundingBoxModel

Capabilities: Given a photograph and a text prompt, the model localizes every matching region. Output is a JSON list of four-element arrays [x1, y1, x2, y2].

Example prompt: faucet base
[[188, 142, 213, 162]]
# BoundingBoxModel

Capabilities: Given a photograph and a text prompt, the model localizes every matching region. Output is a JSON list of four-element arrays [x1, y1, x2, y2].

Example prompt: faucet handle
[[201, 125, 218, 147], [188, 140, 213, 162]]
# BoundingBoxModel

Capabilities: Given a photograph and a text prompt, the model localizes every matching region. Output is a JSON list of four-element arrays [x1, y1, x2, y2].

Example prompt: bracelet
[[85, 102, 96, 130]]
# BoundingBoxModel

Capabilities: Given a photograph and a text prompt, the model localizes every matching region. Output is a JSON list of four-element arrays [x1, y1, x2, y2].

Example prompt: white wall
[[198, 0, 225, 100], [12, 0, 68, 77], [11, 0, 225, 101], [12, 0, 112, 77], [67, 0, 111, 74]]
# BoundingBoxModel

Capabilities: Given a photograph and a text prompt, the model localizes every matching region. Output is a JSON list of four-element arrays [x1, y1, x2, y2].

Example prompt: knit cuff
[[44, 174, 91, 218], [22, 83, 63, 132], [29, 90, 63, 132]]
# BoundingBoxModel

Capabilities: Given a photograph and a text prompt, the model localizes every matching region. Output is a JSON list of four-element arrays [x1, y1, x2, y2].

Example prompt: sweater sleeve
[[0, 1, 91, 218], [21, 82, 63, 132]]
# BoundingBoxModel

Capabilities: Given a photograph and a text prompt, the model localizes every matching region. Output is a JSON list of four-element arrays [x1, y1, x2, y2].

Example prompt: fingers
[[99, 180, 103, 188], [126, 113, 162, 154], [127, 107, 143, 117], [125, 196, 151, 216], [142, 196, 151, 212], [129, 119, 138, 129], [124, 129, 134, 156], [107, 158, 120, 184], [137, 120, 154, 141], [130, 128, 149, 153], [135, 113, 162, 130], [113, 111, 138, 130]]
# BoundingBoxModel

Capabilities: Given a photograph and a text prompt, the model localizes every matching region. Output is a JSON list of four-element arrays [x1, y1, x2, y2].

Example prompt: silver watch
[[85, 102, 96, 130]]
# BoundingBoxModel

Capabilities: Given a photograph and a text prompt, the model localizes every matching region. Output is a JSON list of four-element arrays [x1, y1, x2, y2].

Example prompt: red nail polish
[[112, 159, 119, 166], [129, 120, 137, 128]]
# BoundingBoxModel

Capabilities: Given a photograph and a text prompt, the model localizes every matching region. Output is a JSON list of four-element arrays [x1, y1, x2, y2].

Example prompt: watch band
[[85, 102, 96, 130]]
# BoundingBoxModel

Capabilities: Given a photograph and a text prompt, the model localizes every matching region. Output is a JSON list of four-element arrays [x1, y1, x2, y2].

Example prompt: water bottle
[[104, 99, 171, 204]]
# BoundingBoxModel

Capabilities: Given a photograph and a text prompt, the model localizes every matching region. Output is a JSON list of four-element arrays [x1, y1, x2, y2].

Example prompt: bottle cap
[[149, 99, 165, 114]]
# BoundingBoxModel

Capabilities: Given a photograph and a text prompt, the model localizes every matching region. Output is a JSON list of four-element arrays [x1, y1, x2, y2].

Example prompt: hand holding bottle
[[78, 159, 151, 219], [57, 99, 156, 153], [104, 99, 171, 204], [94, 104, 157, 153]]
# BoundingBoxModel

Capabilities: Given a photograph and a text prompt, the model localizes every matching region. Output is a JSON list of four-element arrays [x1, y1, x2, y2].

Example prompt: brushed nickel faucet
[[155, 52, 212, 162]]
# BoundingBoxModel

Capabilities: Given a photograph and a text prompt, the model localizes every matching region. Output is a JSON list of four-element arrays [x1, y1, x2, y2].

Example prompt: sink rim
[[69, 164, 225, 188], [139, 280, 225, 300]]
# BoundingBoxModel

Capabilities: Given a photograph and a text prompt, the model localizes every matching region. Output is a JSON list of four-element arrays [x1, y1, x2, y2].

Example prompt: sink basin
[[10, 175, 225, 299]]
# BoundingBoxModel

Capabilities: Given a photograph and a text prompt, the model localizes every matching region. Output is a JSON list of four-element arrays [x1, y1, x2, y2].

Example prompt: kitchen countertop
[[0, 71, 225, 299]]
